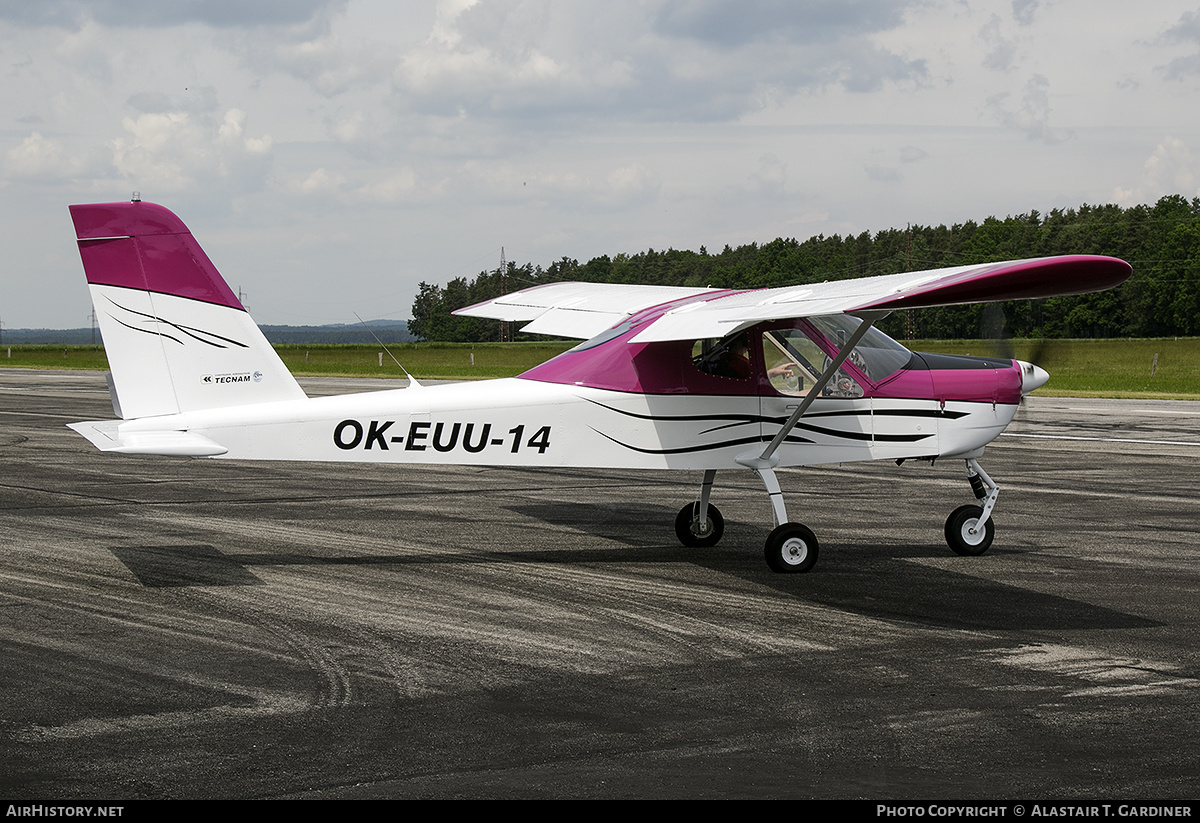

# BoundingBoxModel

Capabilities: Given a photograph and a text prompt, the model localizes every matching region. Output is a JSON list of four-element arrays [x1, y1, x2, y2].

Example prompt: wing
[[455, 255, 1131, 343], [454, 282, 716, 339]]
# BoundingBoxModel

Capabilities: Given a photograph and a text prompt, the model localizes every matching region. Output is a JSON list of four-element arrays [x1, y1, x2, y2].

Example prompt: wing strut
[[737, 310, 890, 470]]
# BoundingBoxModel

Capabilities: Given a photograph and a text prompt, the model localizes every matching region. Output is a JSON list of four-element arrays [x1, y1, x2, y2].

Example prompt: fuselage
[[108, 314, 1028, 470]]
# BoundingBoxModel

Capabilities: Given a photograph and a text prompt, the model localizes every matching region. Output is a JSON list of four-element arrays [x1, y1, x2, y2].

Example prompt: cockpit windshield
[[759, 316, 912, 398], [805, 315, 913, 383]]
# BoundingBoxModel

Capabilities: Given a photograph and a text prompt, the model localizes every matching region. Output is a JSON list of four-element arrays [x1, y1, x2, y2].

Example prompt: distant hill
[[3, 322, 417, 345], [260, 322, 417, 344]]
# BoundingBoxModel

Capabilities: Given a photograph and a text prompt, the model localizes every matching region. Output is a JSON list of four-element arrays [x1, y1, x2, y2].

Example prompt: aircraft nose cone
[[1018, 360, 1049, 394]]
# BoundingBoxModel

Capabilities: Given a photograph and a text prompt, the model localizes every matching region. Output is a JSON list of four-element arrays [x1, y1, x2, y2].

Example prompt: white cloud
[[5, 131, 88, 180], [452, 160, 662, 211], [865, 163, 902, 183], [234, 23, 397, 98], [329, 111, 369, 143], [979, 14, 1017, 72], [293, 166, 346, 196], [988, 73, 1071, 144], [1012, 0, 1041, 27], [748, 153, 787, 198], [110, 108, 273, 192], [1159, 10, 1200, 79], [601, 163, 661, 206], [394, 1, 627, 120], [284, 164, 417, 204], [391, 0, 926, 125], [1114, 137, 1200, 205], [353, 169, 418, 203], [50, 18, 117, 84]]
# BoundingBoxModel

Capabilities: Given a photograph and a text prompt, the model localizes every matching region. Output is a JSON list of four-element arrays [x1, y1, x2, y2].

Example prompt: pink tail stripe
[[69, 202, 245, 311]]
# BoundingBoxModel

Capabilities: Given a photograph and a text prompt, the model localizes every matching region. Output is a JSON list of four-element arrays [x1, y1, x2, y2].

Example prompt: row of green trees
[[408, 195, 1200, 342]]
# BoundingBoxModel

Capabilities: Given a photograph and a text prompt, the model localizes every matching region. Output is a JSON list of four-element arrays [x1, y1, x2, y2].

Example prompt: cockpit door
[[757, 324, 874, 465], [756, 318, 943, 464]]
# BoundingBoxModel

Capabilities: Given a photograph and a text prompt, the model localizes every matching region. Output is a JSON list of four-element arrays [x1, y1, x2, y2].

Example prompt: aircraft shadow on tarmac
[[110, 545, 265, 588], [109, 496, 1159, 634], [778, 546, 1162, 633], [505, 500, 674, 546]]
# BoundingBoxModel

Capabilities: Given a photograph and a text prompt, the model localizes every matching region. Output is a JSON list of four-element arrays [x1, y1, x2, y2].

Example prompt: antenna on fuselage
[[354, 312, 422, 389], [498, 245, 511, 343]]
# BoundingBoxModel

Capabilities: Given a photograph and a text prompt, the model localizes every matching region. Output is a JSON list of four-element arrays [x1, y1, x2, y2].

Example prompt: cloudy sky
[[3, 0, 1200, 328]]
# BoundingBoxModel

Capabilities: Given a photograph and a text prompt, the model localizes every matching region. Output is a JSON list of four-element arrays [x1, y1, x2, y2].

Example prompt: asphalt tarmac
[[1, 369, 1197, 799]]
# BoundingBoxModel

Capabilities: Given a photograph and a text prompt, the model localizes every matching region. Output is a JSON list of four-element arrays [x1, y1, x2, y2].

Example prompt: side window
[[761, 329, 825, 397], [760, 325, 865, 398], [692, 333, 753, 381]]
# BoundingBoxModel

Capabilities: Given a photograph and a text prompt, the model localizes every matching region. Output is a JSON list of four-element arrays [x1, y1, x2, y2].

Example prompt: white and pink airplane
[[67, 200, 1131, 573]]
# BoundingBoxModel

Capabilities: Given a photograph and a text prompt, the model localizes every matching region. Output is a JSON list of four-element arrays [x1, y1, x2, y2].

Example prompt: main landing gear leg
[[734, 311, 888, 574], [944, 457, 998, 556], [755, 467, 819, 574], [675, 469, 724, 547]]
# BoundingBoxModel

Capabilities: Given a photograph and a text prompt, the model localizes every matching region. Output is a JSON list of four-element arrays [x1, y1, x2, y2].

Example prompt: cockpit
[[693, 316, 913, 398], [522, 308, 916, 398]]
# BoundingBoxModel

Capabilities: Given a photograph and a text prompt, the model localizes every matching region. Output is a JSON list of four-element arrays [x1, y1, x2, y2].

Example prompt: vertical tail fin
[[70, 201, 306, 418]]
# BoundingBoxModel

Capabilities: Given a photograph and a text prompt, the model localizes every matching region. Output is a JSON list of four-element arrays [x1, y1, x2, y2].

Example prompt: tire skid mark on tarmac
[[49, 489, 950, 674], [984, 643, 1200, 699], [10, 702, 311, 744], [107, 512, 837, 674], [190, 593, 356, 712], [0, 574, 357, 742]]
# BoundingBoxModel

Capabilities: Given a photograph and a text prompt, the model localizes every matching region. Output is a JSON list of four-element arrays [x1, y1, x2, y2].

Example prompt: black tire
[[764, 522, 819, 573], [944, 505, 995, 556], [675, 503, 724, 547]]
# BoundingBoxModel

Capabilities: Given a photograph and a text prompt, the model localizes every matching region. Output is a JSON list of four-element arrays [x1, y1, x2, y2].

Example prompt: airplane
[[66, 199, 1132, 573]]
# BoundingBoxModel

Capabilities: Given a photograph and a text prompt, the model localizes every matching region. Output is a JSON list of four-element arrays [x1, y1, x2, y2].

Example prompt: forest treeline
[[408, 195, 1200, 343]]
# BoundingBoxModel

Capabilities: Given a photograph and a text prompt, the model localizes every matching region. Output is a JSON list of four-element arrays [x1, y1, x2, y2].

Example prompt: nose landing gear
[[945, 458, 998, 556]]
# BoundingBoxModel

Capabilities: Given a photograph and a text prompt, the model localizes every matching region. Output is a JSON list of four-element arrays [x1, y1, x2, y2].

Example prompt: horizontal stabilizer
[[67, 420, 228, 456]]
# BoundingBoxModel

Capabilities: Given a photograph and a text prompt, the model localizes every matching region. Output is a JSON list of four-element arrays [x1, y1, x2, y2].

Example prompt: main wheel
[[944, 505, 995, 556], [675, 502, 724, 547], [764, 523, 819, 573]]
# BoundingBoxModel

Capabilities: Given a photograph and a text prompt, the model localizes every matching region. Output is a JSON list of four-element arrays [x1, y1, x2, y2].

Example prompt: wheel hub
[[782, 538, 808, 564]]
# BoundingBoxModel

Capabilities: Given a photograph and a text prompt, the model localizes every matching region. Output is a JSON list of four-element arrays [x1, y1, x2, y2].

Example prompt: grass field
[[3, 338, 1199, 399], [275, 342, 574, 380], [907, 338, 1200, 398]]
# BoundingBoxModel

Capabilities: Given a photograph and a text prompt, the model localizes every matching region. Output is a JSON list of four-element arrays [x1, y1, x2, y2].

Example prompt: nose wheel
[[765, 522, 819, 573], [944, 504, 995, 555]]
